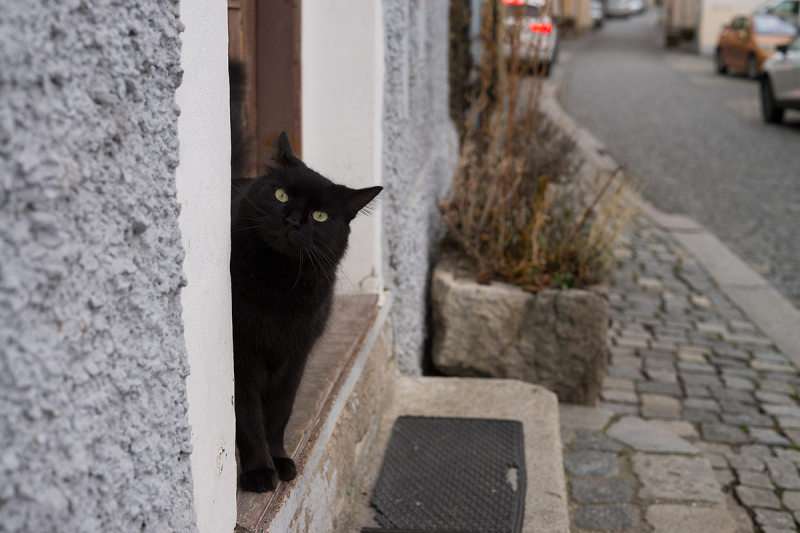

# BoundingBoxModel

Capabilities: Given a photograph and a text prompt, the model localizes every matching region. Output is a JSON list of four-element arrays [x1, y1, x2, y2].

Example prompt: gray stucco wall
[[0, 2, 196, 531], [383, 0, 458, 375]]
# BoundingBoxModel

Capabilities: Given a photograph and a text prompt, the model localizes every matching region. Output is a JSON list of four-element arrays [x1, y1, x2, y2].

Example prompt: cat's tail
[[229, 59, 255, 181]]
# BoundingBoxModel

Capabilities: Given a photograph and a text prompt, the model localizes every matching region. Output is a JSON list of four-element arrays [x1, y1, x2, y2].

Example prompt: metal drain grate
[[362, 416, 526, 533]]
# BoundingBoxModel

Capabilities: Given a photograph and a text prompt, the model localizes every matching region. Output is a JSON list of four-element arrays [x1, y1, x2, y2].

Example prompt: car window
[[753, 13, 798, 34], [790, 35, 800, 50], [770, 0, 798, 14]]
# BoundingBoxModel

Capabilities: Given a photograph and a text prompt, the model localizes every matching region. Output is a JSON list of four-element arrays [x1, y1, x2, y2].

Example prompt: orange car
[[716, 13, 797, 78]]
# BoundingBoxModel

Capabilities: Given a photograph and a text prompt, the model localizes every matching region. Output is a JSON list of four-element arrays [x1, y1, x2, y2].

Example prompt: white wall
[[175, 1, 238, 531], [302, 0, 385, 296], [698, 0, 763, 54]]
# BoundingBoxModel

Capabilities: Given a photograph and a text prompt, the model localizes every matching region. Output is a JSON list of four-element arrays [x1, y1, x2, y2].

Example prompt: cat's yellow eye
[[312, 210, 329, 222], [275, 188, 289, 203]]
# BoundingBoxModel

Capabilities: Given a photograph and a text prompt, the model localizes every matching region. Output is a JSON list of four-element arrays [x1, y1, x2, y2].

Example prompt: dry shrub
[[440, 1, 636, 291]]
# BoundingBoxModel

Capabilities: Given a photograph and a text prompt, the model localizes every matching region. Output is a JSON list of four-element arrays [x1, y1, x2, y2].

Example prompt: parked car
[[605, 0, 631, 17], [504, 0, 559, 76], [716, 13, 798, 78], [756, 0, 799, 28], [628, 0, 645, 14], [591, 0, 605, 27], [760, 34, 800, 122]]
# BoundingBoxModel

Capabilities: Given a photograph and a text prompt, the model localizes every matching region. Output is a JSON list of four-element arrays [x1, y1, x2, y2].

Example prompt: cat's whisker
[[311, 242, 362, 311], [287, 249, 303, 296]]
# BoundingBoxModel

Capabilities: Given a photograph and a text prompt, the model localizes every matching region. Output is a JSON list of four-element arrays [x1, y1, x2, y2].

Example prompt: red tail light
[[530, 22, 553, 33], [503, 0, 526, 5]]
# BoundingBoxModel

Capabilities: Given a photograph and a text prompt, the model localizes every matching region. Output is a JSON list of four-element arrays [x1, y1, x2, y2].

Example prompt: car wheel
[[747, 54, 759, 79], [760, 77, 785, 124], [716, 49, 727, 74]]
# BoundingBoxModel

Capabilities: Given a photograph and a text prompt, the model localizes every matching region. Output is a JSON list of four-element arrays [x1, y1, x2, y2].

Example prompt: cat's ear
[[344, 186, 383, 221], [273, 131, 305, 168]]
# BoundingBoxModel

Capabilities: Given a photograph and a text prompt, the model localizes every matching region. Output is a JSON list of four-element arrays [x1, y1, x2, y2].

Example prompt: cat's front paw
[[273, 456, 297, 481], [240, 468, 279, 492]]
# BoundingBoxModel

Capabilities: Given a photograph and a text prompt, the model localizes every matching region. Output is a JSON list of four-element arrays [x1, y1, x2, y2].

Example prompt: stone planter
[[431, 265, 609, 405]]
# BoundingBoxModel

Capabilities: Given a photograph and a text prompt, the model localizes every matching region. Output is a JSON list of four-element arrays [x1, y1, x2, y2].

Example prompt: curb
[[539, 72, 800, 365]]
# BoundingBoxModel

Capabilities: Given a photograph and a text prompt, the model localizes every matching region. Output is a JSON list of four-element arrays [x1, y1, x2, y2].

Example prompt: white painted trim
[[175, 1, 237, 530], [301, 0, 385, 296]]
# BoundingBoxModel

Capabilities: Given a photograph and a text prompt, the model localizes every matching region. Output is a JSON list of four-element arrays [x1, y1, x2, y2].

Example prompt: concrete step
[[345, 376, 569, 533]]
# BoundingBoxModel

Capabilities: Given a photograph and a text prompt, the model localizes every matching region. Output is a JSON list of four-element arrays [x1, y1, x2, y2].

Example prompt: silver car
[[760, 34, 800, 122], [504, 0, 560, 75]]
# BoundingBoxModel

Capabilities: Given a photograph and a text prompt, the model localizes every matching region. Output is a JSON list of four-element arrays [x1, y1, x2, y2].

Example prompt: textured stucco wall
[[382, 0, 458, 375], [0, 2, 197, 531]]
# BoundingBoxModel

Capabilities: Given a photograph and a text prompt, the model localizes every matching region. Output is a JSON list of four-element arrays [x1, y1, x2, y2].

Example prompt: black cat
[[229, 85, 382, 490]]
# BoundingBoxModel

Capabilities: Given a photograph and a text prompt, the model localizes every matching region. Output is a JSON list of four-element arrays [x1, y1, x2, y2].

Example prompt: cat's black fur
[[230, 62, 382, 493]]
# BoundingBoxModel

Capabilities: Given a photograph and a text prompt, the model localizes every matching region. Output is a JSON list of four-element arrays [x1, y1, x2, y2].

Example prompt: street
[[558, 10, 800, 311]]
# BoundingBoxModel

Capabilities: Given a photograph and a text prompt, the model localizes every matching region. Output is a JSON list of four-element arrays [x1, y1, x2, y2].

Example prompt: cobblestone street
[[561, 211, 800, 532]]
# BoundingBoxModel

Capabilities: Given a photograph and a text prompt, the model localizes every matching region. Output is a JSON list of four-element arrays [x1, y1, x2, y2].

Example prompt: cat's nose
[[286, 211, 302, 229]]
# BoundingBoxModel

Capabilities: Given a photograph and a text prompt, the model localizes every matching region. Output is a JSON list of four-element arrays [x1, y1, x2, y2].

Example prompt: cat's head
[[240, 132, 382, 263]]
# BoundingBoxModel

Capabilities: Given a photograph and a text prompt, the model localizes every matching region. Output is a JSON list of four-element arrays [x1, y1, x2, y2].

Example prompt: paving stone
[[760, 381, 796, 394], [767, 458, 800, 489], [685, 386, 711, 398], [573, 504, 634, 530], [570, 478, 633, 504], [645, 504, 737, 533], [711, 356, 748, 369], [725, 493, 757, 533], [775, 449, 800, 463], [719, 399, 759, 413], [740, 444, 774, 459], [684, 398, 720, 412], [784, 429, 800, 447], [612, 353, 643, 368], [695, 441, 735, 459], [752, 360, 798, 374], [561, 428, 575, 449], [764, 405, 800, 418], [723, 377, 756, 391], [779, 418, 800, 430], [564, 451, 620, 478], [696, 322, 728, 335], [646, 369, 679, 383], [678, 362, 717, 375], [598, 402, 640, 416], [703, 452, 728, 469], [603, 376, 636, 392], [559, 404, 614, 431], [633, 454, 724, 503], [729, 454, 765, 472], [649, 420, 700, 439], [616, 336, 649, 349], [701, 423, 750, 444], [735, 485, 782, 509], [756, 391, 795, 404], [761, 527, 796, 533], [683, 409, 721, 423], [723, 368, 759, 379], [682, 374, 723, 388], [608, 366, 644, 381], [715, 468, 736, 488], [678, 350, 708, 364], [754, 509, 796, 530], [783, 491, 800, 512], [714, 347, 751, 361], [574, 431, 624, 453], [690, 295, 713, 308], [607, 416, 699, 454], [641, 394, 682, 420], [753, 351, 790, 364], [739, 471, 774, 490], [722, 413, 775, 427], [751, 429, 791, 447], [601, 390, 639, 404], [679, 345, 712, 358], [727, 334, 775, 348], [637, 381, 682, 397]]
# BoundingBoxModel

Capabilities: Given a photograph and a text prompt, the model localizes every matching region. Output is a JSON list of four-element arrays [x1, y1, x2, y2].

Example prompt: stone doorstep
[[347, 377, 569, 533]]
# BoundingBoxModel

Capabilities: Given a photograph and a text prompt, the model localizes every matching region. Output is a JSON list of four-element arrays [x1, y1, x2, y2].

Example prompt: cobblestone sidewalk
[[561, 212, 800, 533]]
